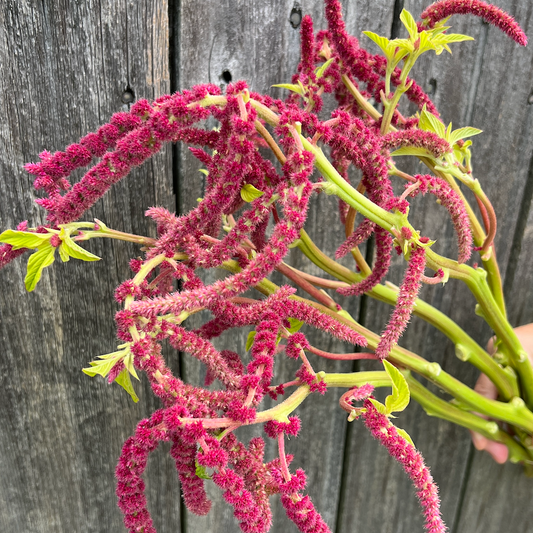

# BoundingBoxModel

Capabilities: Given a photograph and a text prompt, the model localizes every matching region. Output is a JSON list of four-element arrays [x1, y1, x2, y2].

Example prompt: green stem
[[300, 294, 533, 433], [380, 55, 416, 134], [207, 94, 533, 414], [421, 157, 506, 314], [327, 370, 532, 467], [297, 230, 517, 400], [225, 252, 533, 433], [406, 375, 533, 466]]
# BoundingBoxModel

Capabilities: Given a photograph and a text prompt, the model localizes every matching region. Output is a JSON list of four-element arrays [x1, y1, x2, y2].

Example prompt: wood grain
[[0, 1, 178, 531], [1, 1, 532, 532]]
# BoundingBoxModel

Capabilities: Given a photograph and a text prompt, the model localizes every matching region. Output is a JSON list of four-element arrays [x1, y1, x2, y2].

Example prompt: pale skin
[[471, 323, 533, 463]]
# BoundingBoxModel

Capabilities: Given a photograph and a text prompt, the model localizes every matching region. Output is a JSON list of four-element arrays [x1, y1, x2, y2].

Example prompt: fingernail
[[471, 432, 486, 451]]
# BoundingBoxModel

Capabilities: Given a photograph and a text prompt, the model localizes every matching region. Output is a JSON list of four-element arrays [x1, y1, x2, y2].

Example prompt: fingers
[[470, 430, 508, 463], [470, 323, 533, 464]]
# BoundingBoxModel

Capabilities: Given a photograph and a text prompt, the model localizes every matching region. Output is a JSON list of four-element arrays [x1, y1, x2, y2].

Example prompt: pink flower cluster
[[3, 0, 524, 531], [420, 0, 527, 46], [362, 399, 447, 533]]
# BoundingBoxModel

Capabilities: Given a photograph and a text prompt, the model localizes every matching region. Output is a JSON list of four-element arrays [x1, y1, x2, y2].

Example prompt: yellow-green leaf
[[400, 9, 418, 41], [433, 33, 474, 47], [448, 127, 483, 146], [287, 317, 304, 334], [272, 83, 304, 96], [392, 38, 414, 54], [195, 461, 212, 480], [82, 357, 120, 378], [396, 425, 415, 447], [58, 243, 70, 262], [363, 31, 393, 60], [368, 398, 388, 415], [315, 58, 335, 79], [61, 233, 101, 261], [240, 183, 265, 203], [383, 360, 410, 414], [419, 107, 446, 138], [0, 229, 52, 250], [25, 244, 56, 292], [246, 330, 256, 351], [114, 368, 139, 403], [123, 351, 139, 381]]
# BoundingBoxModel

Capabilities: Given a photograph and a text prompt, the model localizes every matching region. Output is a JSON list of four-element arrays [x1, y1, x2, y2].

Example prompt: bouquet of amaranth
[[1, 1, 532, 532]]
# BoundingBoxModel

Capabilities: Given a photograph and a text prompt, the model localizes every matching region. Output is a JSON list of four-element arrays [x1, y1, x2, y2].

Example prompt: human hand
[[470, 323, 533, 463]]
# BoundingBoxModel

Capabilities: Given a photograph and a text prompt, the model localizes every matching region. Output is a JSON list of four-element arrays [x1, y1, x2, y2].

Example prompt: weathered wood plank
[[338, 1, 533, 532], [0, 1, 177, 531], [177, 2, 394, 532]]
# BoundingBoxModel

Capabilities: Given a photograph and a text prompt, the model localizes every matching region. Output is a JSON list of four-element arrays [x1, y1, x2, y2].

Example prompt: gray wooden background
[[1, 1, 532, 532]]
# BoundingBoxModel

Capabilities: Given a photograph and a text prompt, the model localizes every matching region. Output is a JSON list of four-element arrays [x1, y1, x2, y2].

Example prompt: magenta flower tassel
[[382, 130, 452, 159], [337, 226, 393, 297], [170, 433, 212, 516], [420, 0, 527, 46], [407, 175, 473, 264], [362, 399, 447, 533], [335, 218, 375, 259], [375, 245, 427, 360]]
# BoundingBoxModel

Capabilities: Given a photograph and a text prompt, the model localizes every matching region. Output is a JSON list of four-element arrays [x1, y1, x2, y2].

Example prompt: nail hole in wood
[[221, 70, 232, 84], [289, 3, 302, 29], [121, 86, 135, 104], [426, 78, 437, 96], [528, 92, 533, 105]]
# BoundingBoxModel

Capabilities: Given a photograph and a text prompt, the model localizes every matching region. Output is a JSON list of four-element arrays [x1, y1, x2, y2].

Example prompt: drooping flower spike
[[375, 244, 427, 360], [406, 175, 473, 264], [362, 399, 447, 533], [420, 0, 528, 46]]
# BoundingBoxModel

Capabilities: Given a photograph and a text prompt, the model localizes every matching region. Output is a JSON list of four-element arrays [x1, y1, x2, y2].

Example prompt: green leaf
[[391, 38, 414, 55], [195, 461, 212, 480], [391, 47, 410, 67], [287, 317, 304, 334], [419, 107, 446, 138], [390, 146, 437, 158], [123, 351, 139, 380], [315, 58, 335, 79], [246, 330, 256, 351], [363, 31, 393, 60], [25, 244, 56, 292], [418, 31, 437, 54], [96, 349, 129, 360], [82, 357, 120, 378], [396, 426, 415, 447], [58, 243, 70, 262], [240, 183, 265, 203], [114, 368, 139, 403], [368, 398, 388, 415], [433, 33, 474, 46], [272, 83, 304, 96], [82, 348, 126, 378], [400, 9, 418, 41], [60, 233, 101, 261], [448, 127, 483, 146], [453, 139, 472, 167], [0, 229, 52, 250], [383, 360, 410, 414]]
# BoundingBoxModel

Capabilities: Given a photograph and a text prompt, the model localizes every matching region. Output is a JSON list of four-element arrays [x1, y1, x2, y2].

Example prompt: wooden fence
[[1, 1, 532, 532]]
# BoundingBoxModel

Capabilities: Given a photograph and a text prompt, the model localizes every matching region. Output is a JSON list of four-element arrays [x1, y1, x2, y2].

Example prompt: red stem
[[307, 344, 378, 360]]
